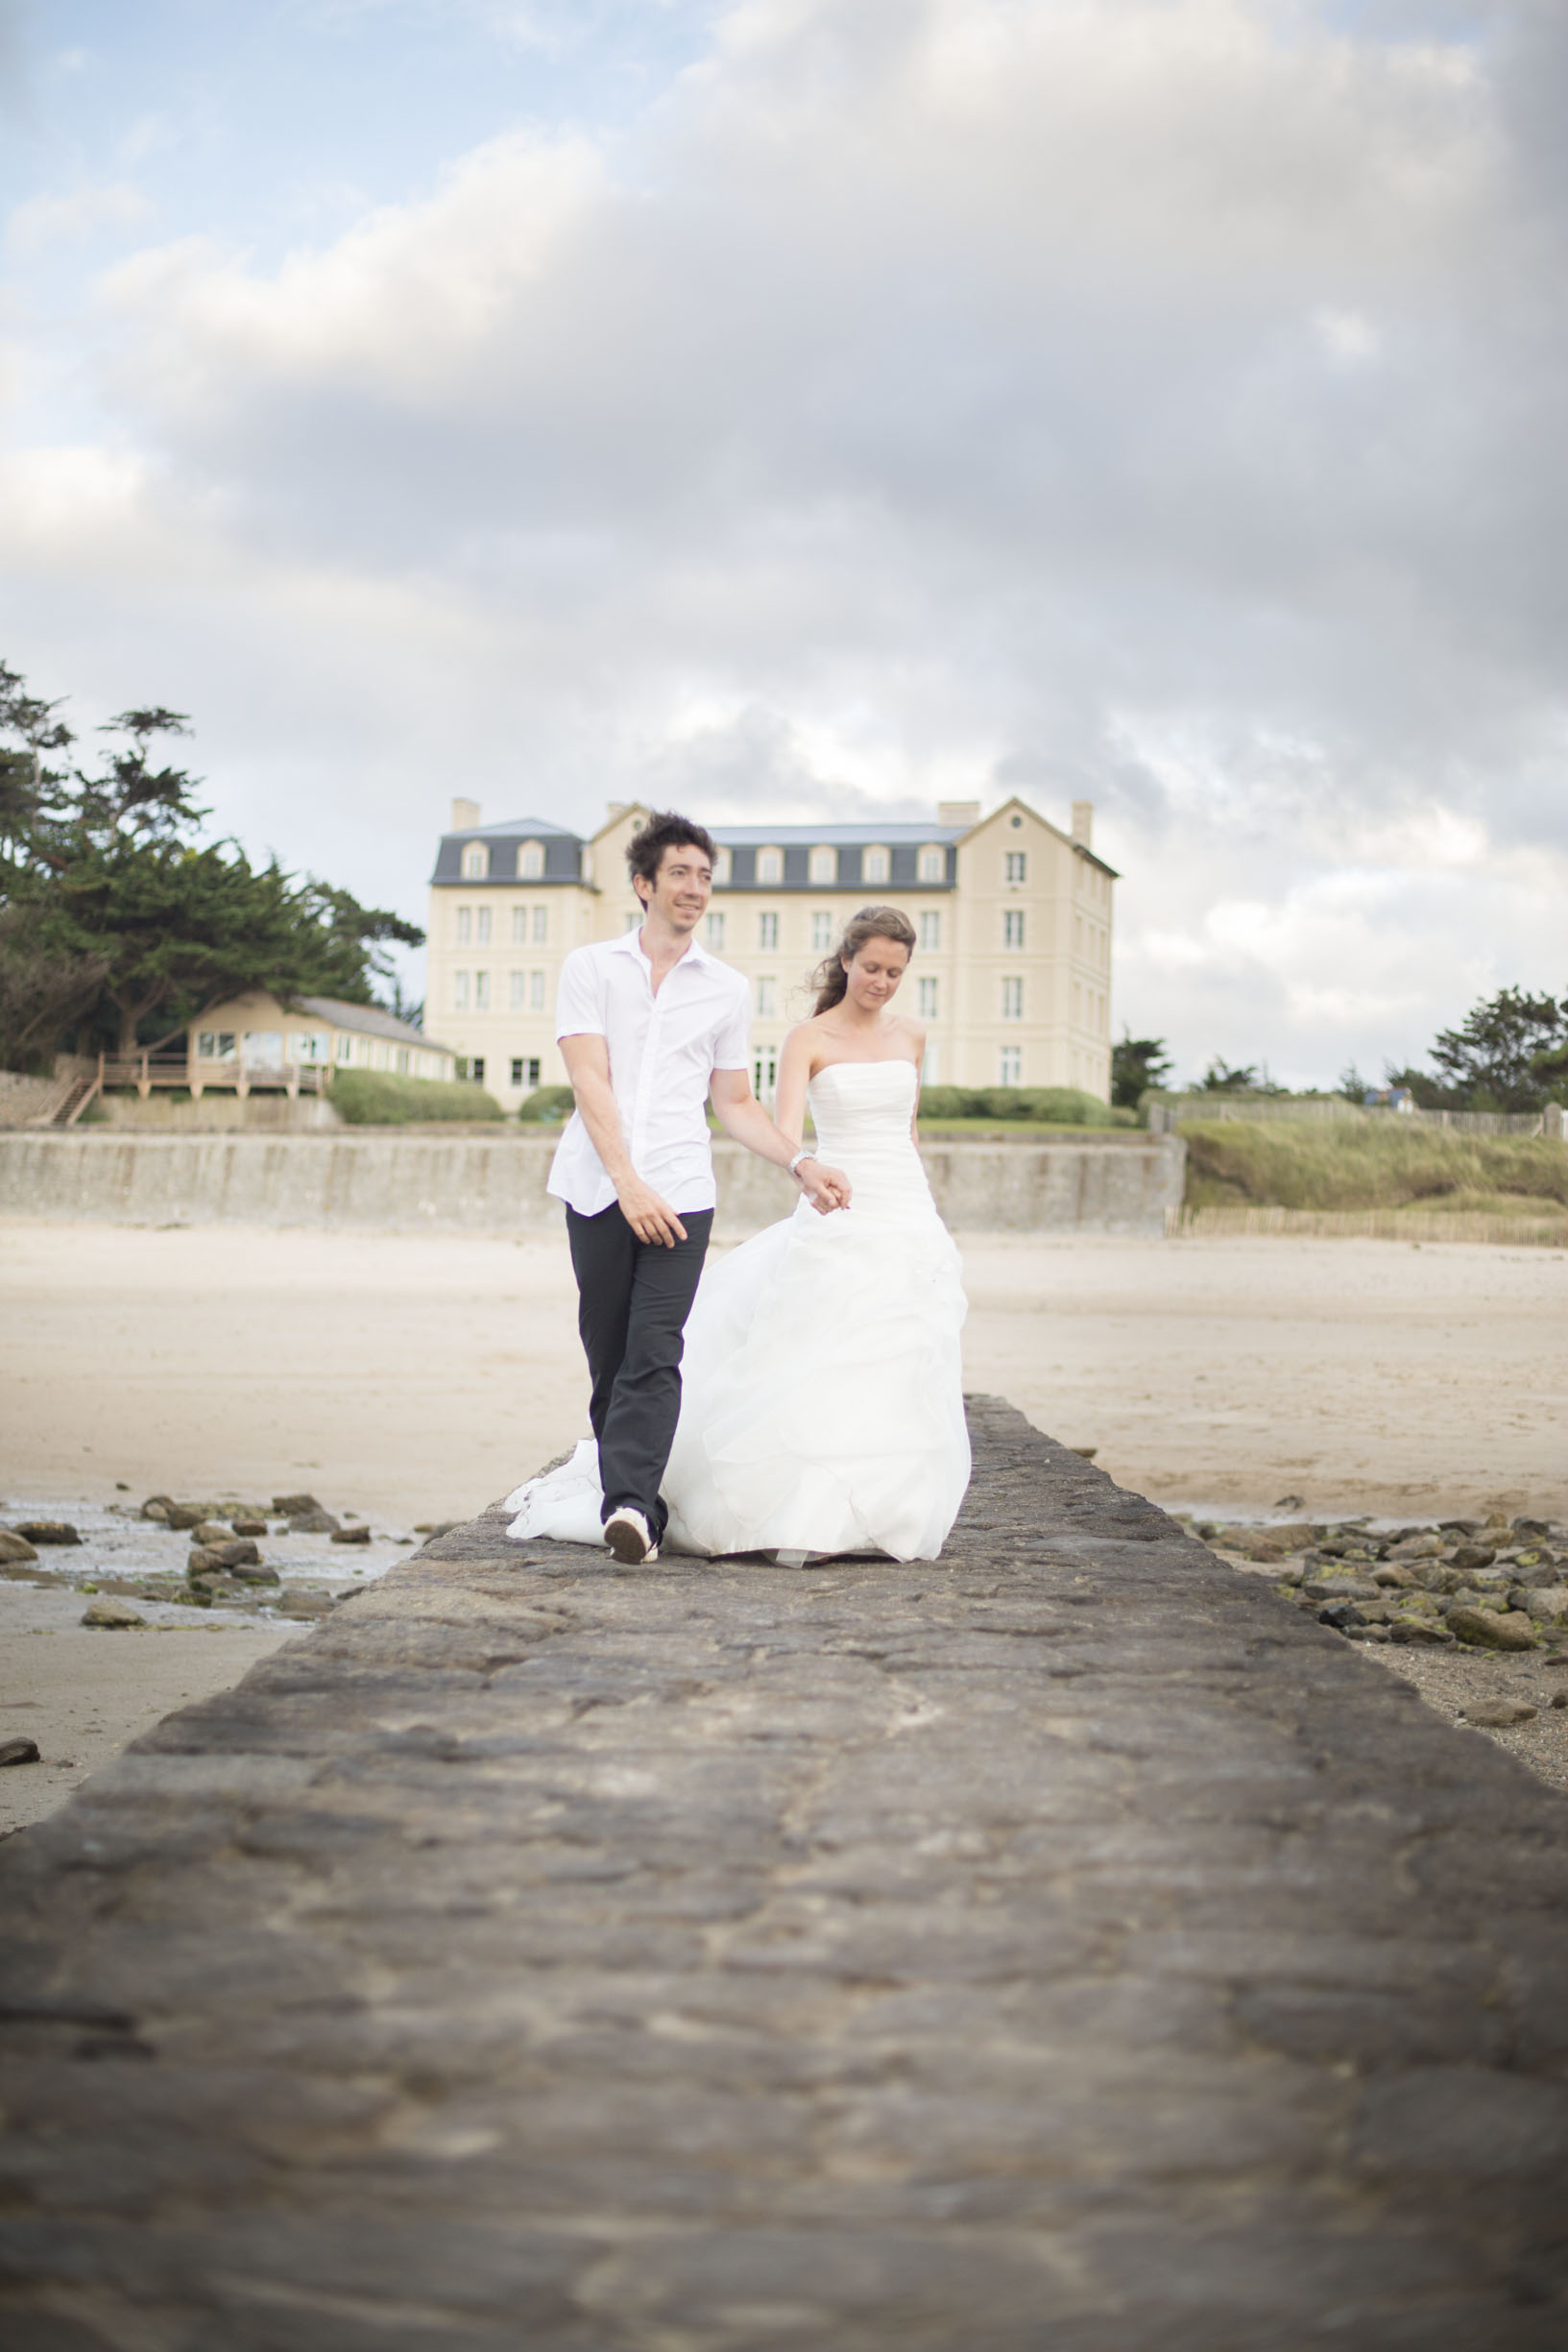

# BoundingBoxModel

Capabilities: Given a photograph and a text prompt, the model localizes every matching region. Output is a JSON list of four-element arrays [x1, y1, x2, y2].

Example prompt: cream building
[[181, 990, 456, 1093], [427, 795, 1116, 1106]]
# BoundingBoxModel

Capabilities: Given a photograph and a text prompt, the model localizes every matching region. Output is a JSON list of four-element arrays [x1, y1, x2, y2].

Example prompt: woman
[[506, 907, 971, 1562]]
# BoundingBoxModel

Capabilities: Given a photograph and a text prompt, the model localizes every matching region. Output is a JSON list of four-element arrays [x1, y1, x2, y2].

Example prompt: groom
[[550, 811, 850, 1565]]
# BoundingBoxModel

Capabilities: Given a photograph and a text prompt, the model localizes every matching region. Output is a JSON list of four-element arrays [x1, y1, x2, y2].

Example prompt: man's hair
[[626, 811, 716, 896]]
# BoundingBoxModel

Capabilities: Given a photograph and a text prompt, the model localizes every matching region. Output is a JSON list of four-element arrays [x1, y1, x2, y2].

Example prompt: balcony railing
[[102, 1053, 330, 1100]]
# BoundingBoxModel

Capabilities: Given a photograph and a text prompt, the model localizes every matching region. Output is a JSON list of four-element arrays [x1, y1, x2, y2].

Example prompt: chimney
[[450, 798, 481, 832], [1071, 799, 1093, 848], [937, 800, 981, 827]]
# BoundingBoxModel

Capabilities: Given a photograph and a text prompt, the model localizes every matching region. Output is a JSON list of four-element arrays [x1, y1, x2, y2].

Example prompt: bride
[[505, 905, 971, 1563]]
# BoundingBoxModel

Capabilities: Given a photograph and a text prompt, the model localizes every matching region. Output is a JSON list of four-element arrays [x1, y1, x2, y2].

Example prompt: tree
[[1, 662, 424, 1062], [1198, 1056, 1262, 1093], [1111, 1031, 1173, 1108], [1426, 986, 1568, 1112]]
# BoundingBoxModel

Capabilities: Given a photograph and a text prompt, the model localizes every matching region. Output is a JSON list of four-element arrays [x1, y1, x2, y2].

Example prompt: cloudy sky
[[2, 0, 1563, 1085]]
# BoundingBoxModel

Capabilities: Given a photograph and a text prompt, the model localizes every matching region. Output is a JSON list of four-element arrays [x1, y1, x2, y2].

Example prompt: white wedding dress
[[504, 1059, 971, 1562]]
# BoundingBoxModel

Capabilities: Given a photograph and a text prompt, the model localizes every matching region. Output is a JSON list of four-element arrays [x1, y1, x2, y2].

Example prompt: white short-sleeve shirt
[[547, 928, 752, 1218]]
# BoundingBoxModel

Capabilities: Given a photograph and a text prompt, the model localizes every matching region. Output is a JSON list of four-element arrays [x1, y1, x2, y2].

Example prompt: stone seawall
[[0, 1129, 1184, 1236]]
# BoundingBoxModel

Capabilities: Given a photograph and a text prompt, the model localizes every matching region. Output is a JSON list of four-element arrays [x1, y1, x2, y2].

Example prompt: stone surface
[[1448, 1606, 1540, 1652], [1462, 1701, 1538, 1728], [330, 1522, 373, 1544], [3, 1397, 1567, 2350], [79, 1596, 144, 1629], [0, 1736, 41, 1767], [12, 1519, 79, 1545], [0, 1529, 39, 1564]]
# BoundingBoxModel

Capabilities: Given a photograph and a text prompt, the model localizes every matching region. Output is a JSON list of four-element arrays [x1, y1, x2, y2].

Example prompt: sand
[[4, 1220, 1566, 1829], [3, 1220, 1564, 1527]]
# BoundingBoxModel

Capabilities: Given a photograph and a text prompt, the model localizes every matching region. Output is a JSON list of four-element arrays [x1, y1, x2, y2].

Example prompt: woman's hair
[[811, 904, 917, 1015], [626, 810, 716, 899]]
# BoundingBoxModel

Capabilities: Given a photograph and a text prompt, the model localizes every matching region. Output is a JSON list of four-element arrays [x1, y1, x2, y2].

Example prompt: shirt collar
[[611, 925, 716, 972]]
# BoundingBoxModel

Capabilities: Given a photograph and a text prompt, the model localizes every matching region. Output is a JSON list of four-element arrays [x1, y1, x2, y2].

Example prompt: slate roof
[[291, 997, 451, 1053]]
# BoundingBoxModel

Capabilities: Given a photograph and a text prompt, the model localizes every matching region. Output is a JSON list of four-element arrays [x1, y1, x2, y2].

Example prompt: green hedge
[[918, 1084, 1123, 1127], [517, 1085, 576, 1124], [331, 1071, 504, 1125]]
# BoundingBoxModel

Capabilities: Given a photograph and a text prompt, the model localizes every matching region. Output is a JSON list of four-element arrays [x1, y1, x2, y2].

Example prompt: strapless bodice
[[804, 1059, 928, 1220]]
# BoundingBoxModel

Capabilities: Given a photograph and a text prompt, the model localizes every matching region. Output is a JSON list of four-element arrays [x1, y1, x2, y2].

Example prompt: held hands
[[616, 1176, 688, 1247], [794, 1155, 852, 1215]]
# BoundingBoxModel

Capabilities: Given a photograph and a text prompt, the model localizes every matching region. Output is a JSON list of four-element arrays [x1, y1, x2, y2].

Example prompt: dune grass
[[1182, 1119, 1568, 1214]]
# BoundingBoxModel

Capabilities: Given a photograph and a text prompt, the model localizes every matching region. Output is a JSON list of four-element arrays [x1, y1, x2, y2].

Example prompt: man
[[550, 810, 851, 1565]]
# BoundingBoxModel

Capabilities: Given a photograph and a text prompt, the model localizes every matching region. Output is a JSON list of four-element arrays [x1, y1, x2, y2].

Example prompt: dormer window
[[518, 839, 545, 880], [808, 844, 837, 885], [460, 841, 489, 880], [757, 845, 784, 885], [917, 844, 945, 883], [862, 844, 890, 885], [712, 847, 732, 885]]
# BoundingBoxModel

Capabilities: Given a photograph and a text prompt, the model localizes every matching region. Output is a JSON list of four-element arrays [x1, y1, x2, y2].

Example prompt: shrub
[[331, 1071, 504, 1125], [917, 1083, 1120, 1127], [517, 1084, 576, 1125]]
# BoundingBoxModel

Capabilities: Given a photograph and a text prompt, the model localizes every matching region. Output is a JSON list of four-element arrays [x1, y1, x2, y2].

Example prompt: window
[[511, 1055, 541, 1090], [753, 1046, 778, 1102], [519, 840, 545, 880], [461, 842, 489, 880], [455, 907, 471, 945], [475, 971, 491, 1011], [1001, 976, 1024, 1021], [756, 976, 777, 1018], [808, 844, 837, 885], [917, 977, 939, 1019], [512, 908, 527, 944], [475, 906, 492, 946], [244, 1031, 283, 1066], [530, 970, 546, 1010], [862, 844, 890, 885], [509, 971, 525, 1010], [919, 910, 941, 952], [705, 910, 726, 951], [757, 845, 784, 885], [335, 1034, 353, 1062], [470, 1057, 486, 1084], [1005, 851, 1027, 885], [922, 1041, 940, 1083], [293, 1032, 326, 1063], [811, 910, 834, 952], [396, 1047, 410, 1074], [757, 910, 778, 951], [1000, 1046, 1023, 1086], [917, 845, 945, 883], [533, 906, 548, 944], [712, 847, 732, 884], [197, 1031, 236, 1060], [1003, 909, 1025, 950], [453, 972, 470, 1010]]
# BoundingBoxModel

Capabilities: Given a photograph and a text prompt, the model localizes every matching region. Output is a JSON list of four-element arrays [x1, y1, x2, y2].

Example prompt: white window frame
[[753, 1045, 779, 1102], [519, 840, 545, 881], [757, 845, 784, 885], [460, 843, 489, 880], [918, 910, 941, 952], [917, 976, 939, 1020], [705, 910, 727, 951], [756, 976, 777, 1018], [757, 910, 779, 951], [474, 971, 491, 1011], [530, 970, 546, 1010], [917, 845, 945, 883], [511, 907, 528, 944], [808, 844, 837, 885], [811, 910, 834, 953], [1004, 851, 1027, 885], [455, 907, 471, 945], [1003, 909, 1025, 950], [862, 844, 891, 885], [475, 906, 492, 946], [1000, 1046, 1023, 1086], [1001, 976, 1024, 1022], [453, 972, 470, 1011], [509, 970, 525, 1011], [532, 905, 548, 944]]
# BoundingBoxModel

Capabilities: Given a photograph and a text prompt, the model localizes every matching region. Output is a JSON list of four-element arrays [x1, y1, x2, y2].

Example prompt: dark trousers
[[565, 1202, 713, 1543]]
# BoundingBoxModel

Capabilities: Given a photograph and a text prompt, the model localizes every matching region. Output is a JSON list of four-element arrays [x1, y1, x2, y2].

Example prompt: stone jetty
[[3, 1398, 1567, 2349]]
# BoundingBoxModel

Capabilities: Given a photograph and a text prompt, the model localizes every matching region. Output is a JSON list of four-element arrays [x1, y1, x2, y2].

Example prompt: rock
[[164, 1502, 210, 1531], [1513, 1516, 1553, 1540], [1345, 1622, 1391, 1642], [273, 1491, 322, 1516], [1461, 1700, 1538, 1728], [1388, 1533, 1443, 1561], [231, 1518, 268, 1538], [1390, 1618, 1456, 1645], [1317, 1602, 1365, 1631], [277, 1591, 338, 1618], [289, 1510, 340, 1535], [1446, 1606, 1538, 1652], [329, 1524, 372, 1545], [1272, 1492, 1306, 1511], [1304, 1576, 1381, 1603], [1524, 1588, 1568, 1624], [82, 1597, 145, 1629], [1438, 1517, 1482, 1538], [414, 1521, 458, 1536], [0, 1529, 40, 1564], [1553, 1692, 1568, 1710], [1448, 1544, 1497, 1573], [226, 1560, 280, 1586], [192, 1519, 233, 1544], [140, 1494, 173, 1520], [0, 1736, 42, 1767], [13, 1521, 80, 1546], [1372, 1564, 1418, 1588]]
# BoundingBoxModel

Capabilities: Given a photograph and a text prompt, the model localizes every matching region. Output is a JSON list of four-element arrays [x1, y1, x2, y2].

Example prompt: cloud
[[6, 180, 151, 255], [3, 0, 1566, 1081]]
